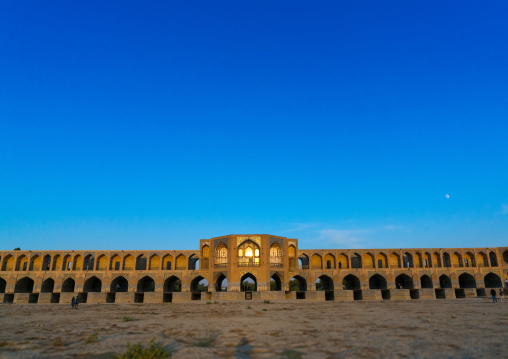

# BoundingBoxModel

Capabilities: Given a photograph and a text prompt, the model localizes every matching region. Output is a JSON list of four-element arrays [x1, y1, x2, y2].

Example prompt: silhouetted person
[[71, 296, 75, 309], [116, 283, 121, 292], [490, 288, 497, 303], [75, 296, 79, 309], [499, 288, 505, 303]]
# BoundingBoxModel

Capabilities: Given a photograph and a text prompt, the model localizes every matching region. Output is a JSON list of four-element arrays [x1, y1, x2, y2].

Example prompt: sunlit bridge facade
[[0, 234, 507, 304]]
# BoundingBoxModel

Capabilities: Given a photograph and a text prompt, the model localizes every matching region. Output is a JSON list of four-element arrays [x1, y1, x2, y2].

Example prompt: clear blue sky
[[1, 1, 507, 251]]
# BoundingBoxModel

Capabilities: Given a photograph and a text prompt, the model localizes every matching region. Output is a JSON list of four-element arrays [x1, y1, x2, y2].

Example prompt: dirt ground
[[0, 298, 507, 358]]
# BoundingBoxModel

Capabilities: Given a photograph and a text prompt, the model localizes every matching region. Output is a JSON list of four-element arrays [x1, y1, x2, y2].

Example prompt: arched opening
[[215, 273, 227, 292], [188, 254, 199, 270], [110, 254, 120, 270], [395, 274, 413, 289], [484, 273, 502, 288], [489, 251, 498, 267], [136, 255, 147, 270], [311, 254, 322, 269], [403, 252, 413, 268], [215, 243, 228, 267], [351, 253, 362, 268], [369, 274, 387, 289], [324, 253, 335, 269], [238, 240, 260, 267], [29, 255, 41, 271], [464, 252, 475, 267], [316, 275, 333, 291], [149, 255, 160, 270], [41, 278, 55, 293], [424, 252, 432, 268], [164, 276, 181, 292], [96, 255, 108, 271], [190, 276, 208, 292], [289, 275, 307, 291], [270, 243, 283, 267], [16, 255, 28, 271], [363, 253, 375, 269], [175, 254, 186, 270], [73, 255, 83, 270], [343, 274, 360, 290], [298, 254, 309, 269], [432, 252, 441, 268], [439, 275, 451, 288], [288, 245, 296, 257], [202, 245, 210, 258], [2, 254, 14, 271], [442, 253, 451, 267], [452, 252, 463, 267], [376, 253, 388, 268], [62, 278, 75, 292], [270, 274, 281, 291], [111, 276, 128, 292], [83, 254, 94, 270], [478, 252, 489, 267], [414, 253, 423, 268], [162, 254, 173, 270], [458, 273, 476, 288], [337, 253, 348, 269], [0, 278, 6, 293], [15, 277, 34, 293], [420, 275, 433, 288], [241, 273, 257, 291], [62, 254, 72, 271], [389, 253, 401, 268], [84, 276, 102, 292], [123, 255, 134, 270], [137, 276, 155, 292]]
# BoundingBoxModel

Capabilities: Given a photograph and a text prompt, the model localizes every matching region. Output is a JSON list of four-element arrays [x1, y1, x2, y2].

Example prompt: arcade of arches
[[0, 235, 506, 303]]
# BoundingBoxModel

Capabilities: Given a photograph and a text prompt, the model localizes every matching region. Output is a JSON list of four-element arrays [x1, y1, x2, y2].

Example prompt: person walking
[[499, 288, 505, 303], [71, 296, 75, 309], [490, 288, 497, 303], [75, 296, 79, 309]]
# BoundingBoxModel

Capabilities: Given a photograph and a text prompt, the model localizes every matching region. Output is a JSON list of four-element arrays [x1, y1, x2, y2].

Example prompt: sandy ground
[[0, 298, 507, 358]]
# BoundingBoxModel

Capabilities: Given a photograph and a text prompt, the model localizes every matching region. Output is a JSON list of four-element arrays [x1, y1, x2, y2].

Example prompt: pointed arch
[[420, 275, 433, 288], [289, 275, 307, 291], [190, 275, 208, 292], [84, 276, 102, 292], [164, 276, 181, 292], [62, 254, 72, 271], [376, 253, 388, 269], [363, 253, 375, 269], [476, 252, 488, 267], [73, 254, 83, 270], [83, 254, 94, 270], [403, 252, 413, 268], [317, 275, 333, 291], [424, 252, 432, 268], [149, 254, 160, 270], [484, 273, 502, 288], [489, 251, 498, 267], [96, 254, 108, 271], [369, 274, 387, 289], [16, 254, 28, 271], [458, 273, 476, 288], [61, 278, 75, 292], [439, 274, 451, 288], [162, 254, 173, 270], [337, 253, 348, 269], [311, 254, 322, 269], [343, 274, 360, 290], [324, 253, 335, 269], [432, 252, 441, 268], [215, 243, 228, 267], [395, 274, 413, 289], [270, 242, 283, 266], [389, 252, 401, 268], [110, 254, 121, 270], [137, 276, 155, 292], [0, 278, 6, 293], [351, 253, 362, 268], [2, 254, 14, 271], [175, 254, 186, 270], [41, 278, 55, 293], [240, 272, 257, 291], [29, 255, 41, 271], [414, 252, 423, 268], [288, 245, 296, 257], [451, 252, 463, 267], [202, 245, 210, 258], [136, 254, 147, 270], [215, 273, 227, 291], [123, 254, 134, 270], [270, 273, 282, 291], [111, 276, 128, 292], [464, 252, 475, 267], [15, 277, 34, 293], [442, 252, 451, 267]]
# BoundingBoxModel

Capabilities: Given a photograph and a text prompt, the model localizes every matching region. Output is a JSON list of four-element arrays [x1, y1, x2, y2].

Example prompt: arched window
[[237, 240, 260, 266], [245, 247, 253, 257], [238, 249, 243, 257], [270, 243, 283, 267], [254, 249, 259, 256], [215, 244, 228, 267]]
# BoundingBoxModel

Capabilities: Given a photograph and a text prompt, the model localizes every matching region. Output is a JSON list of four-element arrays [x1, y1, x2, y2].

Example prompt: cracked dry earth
[[0, 298, 507, 358]]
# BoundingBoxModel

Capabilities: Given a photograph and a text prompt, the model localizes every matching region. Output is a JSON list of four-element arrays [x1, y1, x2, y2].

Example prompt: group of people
[[490, 288, 506, 303], [71, 296, 80, 309]]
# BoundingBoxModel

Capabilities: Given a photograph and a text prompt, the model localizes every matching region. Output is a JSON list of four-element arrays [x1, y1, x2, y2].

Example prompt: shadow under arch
[[369, 274, 387, 289], [164, 276, 181, 292], [316, 275, 333, 291], [111, 276, 128, 292], [241, 273, 257, 291], [289, 275, 307, 291]]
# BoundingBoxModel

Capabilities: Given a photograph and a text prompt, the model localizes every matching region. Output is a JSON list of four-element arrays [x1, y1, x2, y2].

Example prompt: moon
[[445, 194, 450, 199]]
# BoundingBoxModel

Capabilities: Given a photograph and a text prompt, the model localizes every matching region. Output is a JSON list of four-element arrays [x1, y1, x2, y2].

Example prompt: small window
[[465, 258, 469, 267], [378, 259, 383, 268], [339, 262, 342, 269], [166, 261, 171, 270], [115, 262, 120, 270], [245, 247, 253, 257], [238, 249, 244, 257], [327, 260, 332, 269], [424, 259, 428, 267], [254, 249, 259, 257]]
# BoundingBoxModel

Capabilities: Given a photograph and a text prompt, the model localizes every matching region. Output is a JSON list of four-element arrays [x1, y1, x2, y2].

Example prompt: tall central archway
[[289, 275, 307, 291], [240, 273, 257, 291], [369, 274, 387, 289]]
